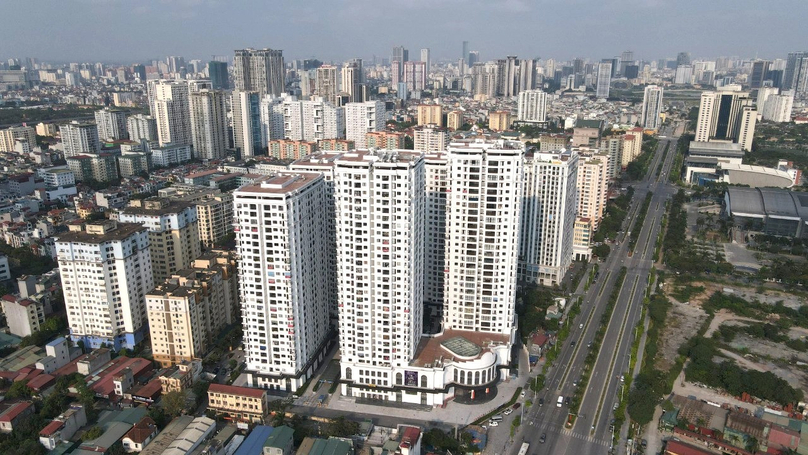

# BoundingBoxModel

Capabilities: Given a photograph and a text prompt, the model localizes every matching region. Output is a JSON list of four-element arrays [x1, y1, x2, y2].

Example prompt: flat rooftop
[[411, 329, 510, 367], [235, 172, 322, 195], [55, 222, 146, 244]]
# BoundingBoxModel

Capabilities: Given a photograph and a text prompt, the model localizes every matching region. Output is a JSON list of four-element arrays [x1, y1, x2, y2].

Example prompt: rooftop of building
[[411, 329, 510, 367], [55, 221, 146, 244], [120, 197, 195, 216], [123, 416, 158, 444], [0, 400, 33, 422], [234, 425, 274, 455], [208, 383, 267, 399], [235, 172, 322, 195], [297, 436, 353, 455], [290, 151, 344, 169], [140, 416, 195, 455], [336, 149, 423, 166]]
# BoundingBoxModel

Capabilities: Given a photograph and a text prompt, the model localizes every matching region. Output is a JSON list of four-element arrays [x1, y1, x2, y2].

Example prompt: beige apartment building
[[576, 148, 611, 230], [488, 111, 512, 131], [417, 104, 443, 127], [207, 384, 267, 423], [195, 193, 234, 248], [146, 250, 237, 367], [446, 111, 464, 130], [365, 131, 405, 149], [119, 198, 201, 283]]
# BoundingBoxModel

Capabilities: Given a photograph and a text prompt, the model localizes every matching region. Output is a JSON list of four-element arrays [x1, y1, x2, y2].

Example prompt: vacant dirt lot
[[658, 281, 709, 371]]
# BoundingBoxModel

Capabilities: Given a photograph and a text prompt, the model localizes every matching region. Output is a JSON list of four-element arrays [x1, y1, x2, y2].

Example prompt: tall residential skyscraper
[[519, 150, 578, 286], [60, 121, 101, 157], [233, 48, 285, 96], [462, 41, 469, 64], [235, 173, 331, 392], [189, 89, 228, 160], [56, 220, 153, 350], [620, 50, 634, 76], [208, 61, 229, 90], [315, 65, 338, 104], [641, 85, 664, 130], [341, 59, 364, 103], [420, 48, 431, 74], [335, 150, 425, 401], [576, 149, 610, 229], [276, 96, 345, 142], [596, 61, 612, 98], [345, 100, 385, 148], [517, 90, 548, 123], [94, 108, 128, 141], [444, 139, 523, 335], [414, 127, 448, 152], [151, 80, 192, 146], [784, 52, 808, 92], [676, 52, 692, 67], [761, 91, 795, 123], [402, 61, 426, 91], [119, 198, 201, 284], [232, 91, 264, 157], [0, 126, 36, 153], [695, 88, 757, 151], [126, 114, 158, 143]]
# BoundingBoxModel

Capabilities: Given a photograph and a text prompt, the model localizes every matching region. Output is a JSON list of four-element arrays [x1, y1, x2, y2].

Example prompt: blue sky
[[1, 0, 805, 63]]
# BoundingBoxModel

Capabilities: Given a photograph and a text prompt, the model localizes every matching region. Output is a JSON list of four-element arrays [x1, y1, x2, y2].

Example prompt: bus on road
[[518, 442, 530, 455]]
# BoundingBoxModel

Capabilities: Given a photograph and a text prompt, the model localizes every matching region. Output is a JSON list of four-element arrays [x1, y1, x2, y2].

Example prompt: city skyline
[[1, 0, 806, 63]]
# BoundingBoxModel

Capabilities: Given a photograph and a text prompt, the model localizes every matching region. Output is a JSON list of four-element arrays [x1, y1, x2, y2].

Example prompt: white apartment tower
[[519, 150, 579, 286], [335, 150, 425, 400], [94, 108, 128, 141], [423, 152, 448, 308], [414, 126, 448, 152], [60, 121, 101, 157], [444, 139, 523, 336], [235, 173, 331, 392], [56, 221, 153, 350], [259, 95, 285, 143], [151, 80, 192, 147], [641, 85, 664, 130], [126, 114, 158, 142], [596, 62, 612, 99], [233, 91, 265, 157], [345, 101, 385, 148], [283, 97, 345, 142], [189, 90, 229, 160], [315, 65, 338, 105], [517, 90, 548, 123]]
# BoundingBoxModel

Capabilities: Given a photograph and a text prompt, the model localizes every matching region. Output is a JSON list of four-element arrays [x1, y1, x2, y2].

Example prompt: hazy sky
[[1, 0, 806, 64]]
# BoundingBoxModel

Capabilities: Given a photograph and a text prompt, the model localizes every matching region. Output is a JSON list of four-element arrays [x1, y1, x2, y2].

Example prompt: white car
[[489, 421, 499, 427], [504, 408, 513, 415], [520, 391, 526, 398]]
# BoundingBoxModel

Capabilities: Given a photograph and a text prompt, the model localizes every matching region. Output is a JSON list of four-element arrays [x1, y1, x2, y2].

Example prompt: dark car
[[571, 340, 576, 347], [539, 433, 547, 444], [513, 403, 521, 410], [538, 398, 544, 406], [565, 397, 571, 405]]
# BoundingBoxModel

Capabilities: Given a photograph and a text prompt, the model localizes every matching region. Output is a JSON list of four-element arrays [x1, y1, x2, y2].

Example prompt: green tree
[[327, 416, 360, 437], [83, 426, 104, 440], [5, 379, 31, 399], [162, 390, 187, 417], [593, 244, 611, 258]]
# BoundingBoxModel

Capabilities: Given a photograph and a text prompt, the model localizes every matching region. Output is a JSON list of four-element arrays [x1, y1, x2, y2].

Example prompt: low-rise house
[[207, 384, 268, 424], [263, 425, 294, 455], [38, 403, 87, 450], [0, 400, 35, 433], [122, 416, 159, 452]]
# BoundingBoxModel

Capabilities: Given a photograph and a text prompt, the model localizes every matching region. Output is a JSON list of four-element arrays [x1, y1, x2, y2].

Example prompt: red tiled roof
[[27, 373, 56, 391], [664, 439, 714, 455], [0, 401, 33, 422], [208, 383, 266, 399], [39, 419, 65, 436], [124, 417, 157, 444]]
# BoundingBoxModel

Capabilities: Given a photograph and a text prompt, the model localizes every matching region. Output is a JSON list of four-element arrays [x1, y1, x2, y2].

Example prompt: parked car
[[504, 408, 513, 415], [489, 421, 499, 427], [540, 433, 547, 443], [520, 390, 526, 398], [538, 398, 544, 406], [513, 403, 521, 410]]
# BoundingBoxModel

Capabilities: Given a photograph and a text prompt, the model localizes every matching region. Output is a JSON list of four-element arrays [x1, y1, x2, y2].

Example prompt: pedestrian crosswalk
[[559, 428, 611, 447]]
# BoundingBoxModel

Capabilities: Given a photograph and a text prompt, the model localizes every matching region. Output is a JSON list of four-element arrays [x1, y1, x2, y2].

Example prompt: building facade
[[234, 173, 332, 392], [56, 221, 153, 350], [413, 126, 448, 152], [345, 101, 385, 149], [189, 90, 228, 160], [519, 150, 578, 286], [94, 108, 128, 141], [517, 90, 547, 123], [233, 48, 285, 97], [641, 85, 664, 130], [60, 122, 101, 157]]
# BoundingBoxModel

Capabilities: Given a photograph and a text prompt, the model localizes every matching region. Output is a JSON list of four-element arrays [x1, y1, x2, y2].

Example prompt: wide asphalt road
[[516, 122, 683, 455]]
